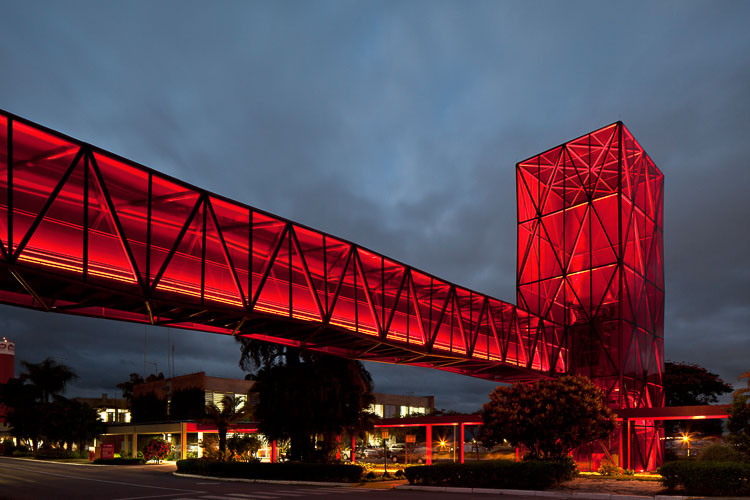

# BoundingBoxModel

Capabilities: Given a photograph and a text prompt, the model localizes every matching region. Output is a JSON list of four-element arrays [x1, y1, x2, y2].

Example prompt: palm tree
[[20, 358, 77, 403], [202, 395, 253, 458]]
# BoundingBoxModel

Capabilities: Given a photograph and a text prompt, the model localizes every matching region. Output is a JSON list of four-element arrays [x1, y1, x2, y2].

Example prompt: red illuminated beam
[[0, 109, 558, 382]]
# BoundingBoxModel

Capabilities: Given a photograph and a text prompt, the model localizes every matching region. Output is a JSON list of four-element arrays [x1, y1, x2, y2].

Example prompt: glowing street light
[[682, 434, 690, 457]]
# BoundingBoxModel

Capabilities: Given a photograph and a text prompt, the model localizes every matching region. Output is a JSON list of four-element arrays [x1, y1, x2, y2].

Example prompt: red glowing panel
[[517, 122, 664, 471]]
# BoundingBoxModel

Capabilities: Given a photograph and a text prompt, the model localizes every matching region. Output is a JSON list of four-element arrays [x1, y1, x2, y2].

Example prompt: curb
[[394, 485, 686, 500], [173, 472, 356, 487], [0, 456, 176, 467], [0, 456, 106, 467]]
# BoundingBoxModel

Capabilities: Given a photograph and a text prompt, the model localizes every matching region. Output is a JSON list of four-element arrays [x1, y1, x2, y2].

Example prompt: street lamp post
[[682, 434, 690, 457]]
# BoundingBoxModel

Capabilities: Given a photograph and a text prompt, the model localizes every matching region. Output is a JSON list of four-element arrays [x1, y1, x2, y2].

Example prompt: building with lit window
[[132, 372, 255, 409], [369, 393, 433, 419], [75, 394, 131, 423], [101, 372, 434, 460]]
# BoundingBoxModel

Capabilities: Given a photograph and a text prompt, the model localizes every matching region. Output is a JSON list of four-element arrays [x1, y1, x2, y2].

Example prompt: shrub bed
[[659, 460, 750, 496], [93, 457, 146, 465], [176, 459, 364, 483], [404, 459, 576, 490], [32, 447, 74, 459]]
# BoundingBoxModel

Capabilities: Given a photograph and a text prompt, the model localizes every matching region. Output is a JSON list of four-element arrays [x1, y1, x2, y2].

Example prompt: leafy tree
[[249, 347, 375, 462], [227, 434, 262, 460], [117, 372, 165, 401], [664, 361, 733, 405], [238, 338, 287, 373], [169, 387, 206, 420], [734, 372, 750, 398], [478, 375, 615, 460], [65, 400, 106, 452], [0, 359, 97, 451], [664, 361, 733, 437], [116, 373, 144, 401], [0, 377, 42, 450], [201, 395, 252, 458], [728, 373, 750, 455], [20, 358, 77, 403], [238, 336, 375, 462], [199, 435, 221, 460], [131, 392, 168, 423]]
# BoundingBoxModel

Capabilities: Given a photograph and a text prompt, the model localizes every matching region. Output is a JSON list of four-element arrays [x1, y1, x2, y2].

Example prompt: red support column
[[271, 440, 277, 462], [352, 436, 356, 464], [626, 420, 631, 470], [426, 424, 432, 465], [459, 423, 465, 464], [619, 420, 625, 469]]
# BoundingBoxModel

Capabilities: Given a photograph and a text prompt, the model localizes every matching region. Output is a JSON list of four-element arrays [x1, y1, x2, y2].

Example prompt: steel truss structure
[[517, 123, 664, 470], [0, 111, 664, 470]]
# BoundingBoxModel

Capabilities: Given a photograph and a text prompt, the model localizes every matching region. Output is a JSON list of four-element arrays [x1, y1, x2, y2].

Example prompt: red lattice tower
[[516, 122, 664, 471]]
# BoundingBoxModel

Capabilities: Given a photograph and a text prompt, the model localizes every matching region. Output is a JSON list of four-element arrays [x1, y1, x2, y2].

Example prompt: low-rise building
[[100, 371, 435, 461], [75, 394, 131, 424], [369, 392, 433, 418], [133, 371, 257, 409]]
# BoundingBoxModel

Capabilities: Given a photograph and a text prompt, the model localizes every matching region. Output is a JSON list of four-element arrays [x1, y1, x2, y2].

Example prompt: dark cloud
[[1, 1, 749, 410]]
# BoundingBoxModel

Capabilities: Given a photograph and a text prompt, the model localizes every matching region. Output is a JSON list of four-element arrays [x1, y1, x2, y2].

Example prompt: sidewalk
[[395, 484, 686, 500], [173, 470, 683, 499]]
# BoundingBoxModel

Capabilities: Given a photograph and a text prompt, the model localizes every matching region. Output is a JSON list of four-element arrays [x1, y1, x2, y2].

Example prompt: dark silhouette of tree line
[[0, 358, 104, 453]]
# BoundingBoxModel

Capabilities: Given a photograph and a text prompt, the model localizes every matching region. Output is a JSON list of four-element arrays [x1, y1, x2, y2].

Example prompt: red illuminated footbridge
[[0, 110, 664, 469]]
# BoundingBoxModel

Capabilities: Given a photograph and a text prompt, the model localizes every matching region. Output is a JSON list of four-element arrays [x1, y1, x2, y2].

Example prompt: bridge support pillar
[[180, 422, 187, 460], [459, 424, 464, 464], [426, 425, 432, 465]]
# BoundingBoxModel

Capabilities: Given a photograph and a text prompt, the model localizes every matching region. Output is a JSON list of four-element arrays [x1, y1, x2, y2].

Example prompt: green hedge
[[33, 447, 75, 459], [404, 459, 576, 490], [93, 457, 146, 465], [176, 459, 364, 483], [659, 460, 750, 496]]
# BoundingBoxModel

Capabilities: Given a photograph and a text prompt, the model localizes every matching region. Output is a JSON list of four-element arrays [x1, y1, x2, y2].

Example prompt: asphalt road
[[0, 457, 530, 500]]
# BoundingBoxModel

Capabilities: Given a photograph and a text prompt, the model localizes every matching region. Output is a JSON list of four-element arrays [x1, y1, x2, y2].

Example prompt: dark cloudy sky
[[1, 1, 749, 411]]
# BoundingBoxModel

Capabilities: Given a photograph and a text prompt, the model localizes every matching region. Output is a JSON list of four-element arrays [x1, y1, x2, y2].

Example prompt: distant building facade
[[102, 372, 435, 460], [75, 394, 131, 424], [133, 371, 256, 410], [369, 393, 434, 418]]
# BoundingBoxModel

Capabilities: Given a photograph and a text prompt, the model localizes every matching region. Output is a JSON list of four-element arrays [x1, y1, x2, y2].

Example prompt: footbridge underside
[[0, 111, 564, 382]]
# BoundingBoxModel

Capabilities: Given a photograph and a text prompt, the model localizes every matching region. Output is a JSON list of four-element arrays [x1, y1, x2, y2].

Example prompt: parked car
[[387, 443, 405, 456], [410, 445, 428, 464], [361, 447, 383, 459]]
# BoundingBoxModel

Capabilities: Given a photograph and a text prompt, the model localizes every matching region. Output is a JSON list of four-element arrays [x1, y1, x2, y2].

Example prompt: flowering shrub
[[142, 438, 172, 463], [597, 462, 621, 476]]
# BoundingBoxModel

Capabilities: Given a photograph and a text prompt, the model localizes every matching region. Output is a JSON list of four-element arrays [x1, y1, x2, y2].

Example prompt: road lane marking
[[294, 488, 356, 495], [0, 475, 39, 484], [278, 491, 326, 496], [0, 463, 204, 496], [202, 496, 253, 500], [225, 494, 279, 499], [117, 495, 206, 500], [202, 496, 282, 500], [260, 492, 304, 497]]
